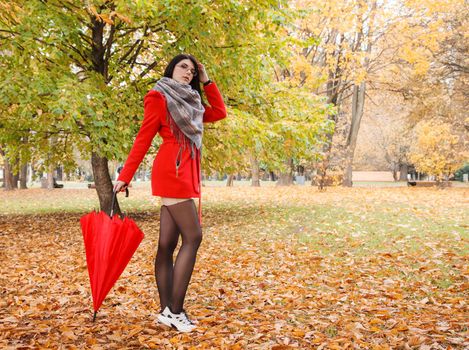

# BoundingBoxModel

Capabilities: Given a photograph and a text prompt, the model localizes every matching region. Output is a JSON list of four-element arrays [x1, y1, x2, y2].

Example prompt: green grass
[[2, 187, 467, 257], [198, 196, 467, 296], [224, 203, 468, 257], [2, 186, 467, 294]]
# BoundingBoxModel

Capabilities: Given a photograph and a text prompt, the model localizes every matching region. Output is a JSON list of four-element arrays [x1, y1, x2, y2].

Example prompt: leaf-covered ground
[[1, 186, 468, 349]]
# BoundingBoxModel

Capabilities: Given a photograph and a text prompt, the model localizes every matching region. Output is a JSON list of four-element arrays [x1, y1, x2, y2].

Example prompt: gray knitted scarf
[[153, 77, 204, 152]]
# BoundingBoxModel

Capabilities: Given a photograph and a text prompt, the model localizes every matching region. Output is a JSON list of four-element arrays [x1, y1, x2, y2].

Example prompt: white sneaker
[[157, 306, 197, 332]]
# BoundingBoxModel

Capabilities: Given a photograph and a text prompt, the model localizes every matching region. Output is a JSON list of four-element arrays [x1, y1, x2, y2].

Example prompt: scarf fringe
[[166, 112, 198, 177]]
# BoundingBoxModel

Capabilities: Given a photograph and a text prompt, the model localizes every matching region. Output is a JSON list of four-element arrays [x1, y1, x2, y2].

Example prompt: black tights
[[155, 199, 202, 314]]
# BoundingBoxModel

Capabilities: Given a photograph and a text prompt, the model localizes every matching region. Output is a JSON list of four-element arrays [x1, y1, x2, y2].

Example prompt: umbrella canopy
[[80, 190, 144, 321]]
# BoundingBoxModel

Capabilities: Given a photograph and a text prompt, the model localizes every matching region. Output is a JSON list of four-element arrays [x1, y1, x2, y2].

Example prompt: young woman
[[113, 54, 226, 332]]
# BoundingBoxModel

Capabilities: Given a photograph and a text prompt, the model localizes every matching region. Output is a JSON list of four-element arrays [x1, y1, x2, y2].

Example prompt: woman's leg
[[165, 199, 202, 314], [155, 205, 179, 312]]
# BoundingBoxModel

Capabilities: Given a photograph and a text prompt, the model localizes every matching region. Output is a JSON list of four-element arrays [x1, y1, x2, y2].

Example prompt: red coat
[[118, 82, 226, 200]]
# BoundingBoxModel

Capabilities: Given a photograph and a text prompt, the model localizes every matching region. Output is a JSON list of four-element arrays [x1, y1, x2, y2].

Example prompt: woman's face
[[172, 59, 197, 84]]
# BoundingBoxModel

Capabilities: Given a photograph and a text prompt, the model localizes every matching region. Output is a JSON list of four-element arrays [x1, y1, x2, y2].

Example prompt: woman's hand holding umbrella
[[113, 180, 128, 193]]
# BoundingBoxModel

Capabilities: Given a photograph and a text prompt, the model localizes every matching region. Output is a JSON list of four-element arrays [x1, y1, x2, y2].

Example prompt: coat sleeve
[[117, 91, 164, 184], [202, 82, 227, 123]]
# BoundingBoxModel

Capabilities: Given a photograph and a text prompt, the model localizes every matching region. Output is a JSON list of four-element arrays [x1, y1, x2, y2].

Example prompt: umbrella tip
[[93, 311, 97, 322]]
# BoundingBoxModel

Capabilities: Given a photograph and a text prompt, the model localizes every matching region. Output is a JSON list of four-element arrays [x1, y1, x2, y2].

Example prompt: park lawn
[[0, 186, 468, 349]]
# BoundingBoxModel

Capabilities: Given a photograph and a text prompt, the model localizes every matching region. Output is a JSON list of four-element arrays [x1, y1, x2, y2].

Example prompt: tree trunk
[[47, 164, 55, 189], [399, 163, 408, 181], [342, 1, 376, 187], [10, 156, 19, 189], [3, 158, 15, 191], [29, 163, 35, 183], [12, 173, 19, 189], [250, 153, 260, 187], [342, 156, 354, 187], [140, 163, 146, 181], [226, 174, 234, 187], [389, 160, 398, 181], [277, 158, 294, 186], [342, 82, 366, 187], [91, 152, 121, 216], [88, 7, 121, 215], [315, 110, 340, 190], [19, 163, 28, 189], [315, 70, 343, 190], [56, 166, 63, 181], [0, 147, 16, 191]]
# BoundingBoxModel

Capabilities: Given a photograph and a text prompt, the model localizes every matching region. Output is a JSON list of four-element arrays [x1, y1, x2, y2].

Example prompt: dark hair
[[164, 54, 202, 96]]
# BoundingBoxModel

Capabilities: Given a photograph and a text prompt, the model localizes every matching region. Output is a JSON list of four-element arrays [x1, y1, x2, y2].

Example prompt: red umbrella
[[80, 189, 144, 321]]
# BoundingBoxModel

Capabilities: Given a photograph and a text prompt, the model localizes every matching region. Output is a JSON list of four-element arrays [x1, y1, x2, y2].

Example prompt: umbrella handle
[[110, 187, 129, 218]]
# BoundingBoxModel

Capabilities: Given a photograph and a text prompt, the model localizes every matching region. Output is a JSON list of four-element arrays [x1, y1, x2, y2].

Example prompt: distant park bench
[[407, 181, 452, 187]]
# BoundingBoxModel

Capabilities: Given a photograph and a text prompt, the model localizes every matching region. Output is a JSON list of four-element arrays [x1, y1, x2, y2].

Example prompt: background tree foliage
[[290, 0, 468, 185], [410, 120, 467, 182], [1, 0, 467, 197], [0, 0, 330, 208]]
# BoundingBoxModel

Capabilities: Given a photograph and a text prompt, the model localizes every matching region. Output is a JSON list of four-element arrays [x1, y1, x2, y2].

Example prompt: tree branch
[[139, 60, 160, 78]]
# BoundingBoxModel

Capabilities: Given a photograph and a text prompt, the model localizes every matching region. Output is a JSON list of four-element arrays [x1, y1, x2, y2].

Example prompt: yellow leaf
[[107, 333, 122, 342], [396, 323, 409, 331], [62, 330, 77, 340], [126, 326, 144, 339], [170, 336, 180, 344], [114, 12, 131, 24], [369, 318, 385, 325], [99, 14, 114, 25], [292, 329, 305, 337]]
